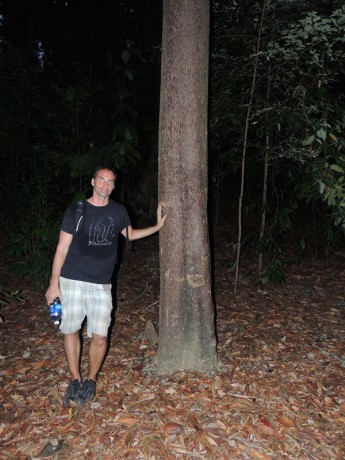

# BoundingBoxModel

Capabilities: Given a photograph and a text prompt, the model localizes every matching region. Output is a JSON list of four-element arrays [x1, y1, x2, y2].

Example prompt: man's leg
[[80, 333, 107, 402], [88, 333, 108, 380], [63, 330, 85, 406], [82, 282, 112, 401], [59, 277, 87, 406], [64, 330, 82, 381]]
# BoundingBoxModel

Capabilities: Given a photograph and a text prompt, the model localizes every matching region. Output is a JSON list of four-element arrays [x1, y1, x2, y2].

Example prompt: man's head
[[91, 165, 117, 199]]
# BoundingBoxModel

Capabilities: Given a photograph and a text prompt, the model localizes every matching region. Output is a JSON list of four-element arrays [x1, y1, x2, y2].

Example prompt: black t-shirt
[[60, 200, 131, 284]]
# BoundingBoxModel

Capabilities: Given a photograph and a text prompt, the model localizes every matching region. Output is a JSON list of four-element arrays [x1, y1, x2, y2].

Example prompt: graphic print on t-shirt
[[88, 215, 115, 246]]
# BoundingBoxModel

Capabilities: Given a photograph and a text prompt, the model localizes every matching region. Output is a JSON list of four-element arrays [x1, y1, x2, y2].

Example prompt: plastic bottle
[[49, 297, 62, 325]]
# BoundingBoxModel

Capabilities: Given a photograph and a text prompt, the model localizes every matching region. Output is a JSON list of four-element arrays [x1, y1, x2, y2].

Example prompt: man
[[45, 165, 166, 406]]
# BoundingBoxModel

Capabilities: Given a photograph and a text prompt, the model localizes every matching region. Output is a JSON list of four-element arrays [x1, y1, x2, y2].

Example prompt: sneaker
[[64, 379, 85, 407], [80, 379, 96, 401]]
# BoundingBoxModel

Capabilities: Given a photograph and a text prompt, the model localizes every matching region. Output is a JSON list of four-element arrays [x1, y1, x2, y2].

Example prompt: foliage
[[1, 0, 345, 288], [210, 0, 345, 282], [7, 214, 60, 289], [317, 155, 345, 230], [0, 1, 162, 287], [0, 290, 26, 305], [258, 257, 285, 284], [3, 155, 61, 287]]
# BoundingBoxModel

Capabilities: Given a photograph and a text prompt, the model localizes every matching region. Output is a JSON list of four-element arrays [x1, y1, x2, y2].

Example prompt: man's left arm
[[121, 203, 166, 241]]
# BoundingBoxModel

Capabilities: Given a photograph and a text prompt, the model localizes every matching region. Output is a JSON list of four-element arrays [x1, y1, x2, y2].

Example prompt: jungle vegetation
[[0, 0, 344, 288]]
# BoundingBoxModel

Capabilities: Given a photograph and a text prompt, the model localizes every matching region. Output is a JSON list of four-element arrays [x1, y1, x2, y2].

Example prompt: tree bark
[[157, 0, 217, 374]]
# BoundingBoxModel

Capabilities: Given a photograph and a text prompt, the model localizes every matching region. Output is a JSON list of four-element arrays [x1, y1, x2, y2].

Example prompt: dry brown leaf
[[279, 415, 296, 428], [144, 350, 156, 357], [210, 380, 216, 398], [323, 396, 334, 407], [203, 434, 218, 446], [216, 419, 227, 430], [33, 360, 51, 370], [296, 429, 319, 442], [0, 451, 17, 459], [51, 383, 60, 401], [16, 366, 32, 374], [163, 422, 184, 434], [10, 394, 24, 401], [334, 417, 345, 424], [257, 419, 275, 436], [249, 448, 272, 459], [116, 416, 139, 426]]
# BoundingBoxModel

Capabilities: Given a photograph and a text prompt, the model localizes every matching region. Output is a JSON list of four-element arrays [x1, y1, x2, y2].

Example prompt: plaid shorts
[[59, 277, 113, 337]]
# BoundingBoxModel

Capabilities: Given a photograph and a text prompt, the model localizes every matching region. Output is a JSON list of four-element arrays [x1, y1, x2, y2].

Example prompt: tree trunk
[[258, 68, 271, 273], [234, 0, 267, 295], [157, 0, 217, 374]]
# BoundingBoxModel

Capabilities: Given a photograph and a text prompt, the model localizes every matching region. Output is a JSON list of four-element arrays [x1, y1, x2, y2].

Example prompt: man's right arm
[[45, 230, 73, 305]]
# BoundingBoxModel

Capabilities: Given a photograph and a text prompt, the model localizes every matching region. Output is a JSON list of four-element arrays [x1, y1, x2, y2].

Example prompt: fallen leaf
[[249, 448, 272, 459], [116, 416, 139, 426], [16, 366, 32, 374], [334, 417, 345, 424], [296, 429, 319, 442], [257, 419, 275, 435], [163, 422, 184, 435], [10, 394, 24, 401], [33, 360, 51, 370], [216, 419, 227, 430], [279, 415, 296, 428]]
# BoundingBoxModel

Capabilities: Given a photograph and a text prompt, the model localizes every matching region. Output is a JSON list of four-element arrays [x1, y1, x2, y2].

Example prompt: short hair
[[92, 165, 117, 178]]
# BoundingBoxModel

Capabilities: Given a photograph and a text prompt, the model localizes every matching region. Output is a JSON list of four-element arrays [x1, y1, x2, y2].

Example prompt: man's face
[[92, 169, 116, 198]]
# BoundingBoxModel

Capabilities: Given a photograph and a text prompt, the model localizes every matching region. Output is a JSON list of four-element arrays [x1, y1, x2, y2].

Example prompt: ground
[[0, 233, 344, 460]]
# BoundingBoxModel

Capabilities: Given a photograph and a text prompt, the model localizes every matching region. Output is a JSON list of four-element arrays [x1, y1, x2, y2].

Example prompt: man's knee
[[64, 330, 80, 340], [91, 333, 107, 347]]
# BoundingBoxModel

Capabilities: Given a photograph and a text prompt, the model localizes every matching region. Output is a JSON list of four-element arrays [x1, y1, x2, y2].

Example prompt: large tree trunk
[[157, 0, 217, 374]]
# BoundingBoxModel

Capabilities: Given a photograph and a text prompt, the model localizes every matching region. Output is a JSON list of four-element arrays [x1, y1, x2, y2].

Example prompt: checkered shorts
[[59, 277, 113, 337]]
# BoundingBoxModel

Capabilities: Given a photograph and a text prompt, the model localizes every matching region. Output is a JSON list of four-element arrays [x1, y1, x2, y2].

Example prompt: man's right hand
[[45, 286, 61, 306]]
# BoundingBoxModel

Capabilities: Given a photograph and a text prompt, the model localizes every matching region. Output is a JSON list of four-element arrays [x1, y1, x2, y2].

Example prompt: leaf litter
[[0, 235, 344, 459]]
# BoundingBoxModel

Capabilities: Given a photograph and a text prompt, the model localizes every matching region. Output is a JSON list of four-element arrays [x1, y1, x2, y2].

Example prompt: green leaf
[[330, 164, 344, 173], [121, 50, 130, 64], [124, 69, 134, 81], [316, 128, 327, 140], [65, 87, 75, 102], [124, 129, 133, 141], [300, 237, 306, 251], [302, 135, 315, 146]]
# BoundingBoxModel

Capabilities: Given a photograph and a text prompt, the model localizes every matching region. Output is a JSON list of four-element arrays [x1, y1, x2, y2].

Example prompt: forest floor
[[0, 230, 344, 460]]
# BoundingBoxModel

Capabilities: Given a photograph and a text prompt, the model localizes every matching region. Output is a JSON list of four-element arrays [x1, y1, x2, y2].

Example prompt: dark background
[[0, 0, 344, 287]]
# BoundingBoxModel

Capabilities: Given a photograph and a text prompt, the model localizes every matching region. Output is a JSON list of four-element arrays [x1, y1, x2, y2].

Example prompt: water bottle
[[49, 297, 62, 325]]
